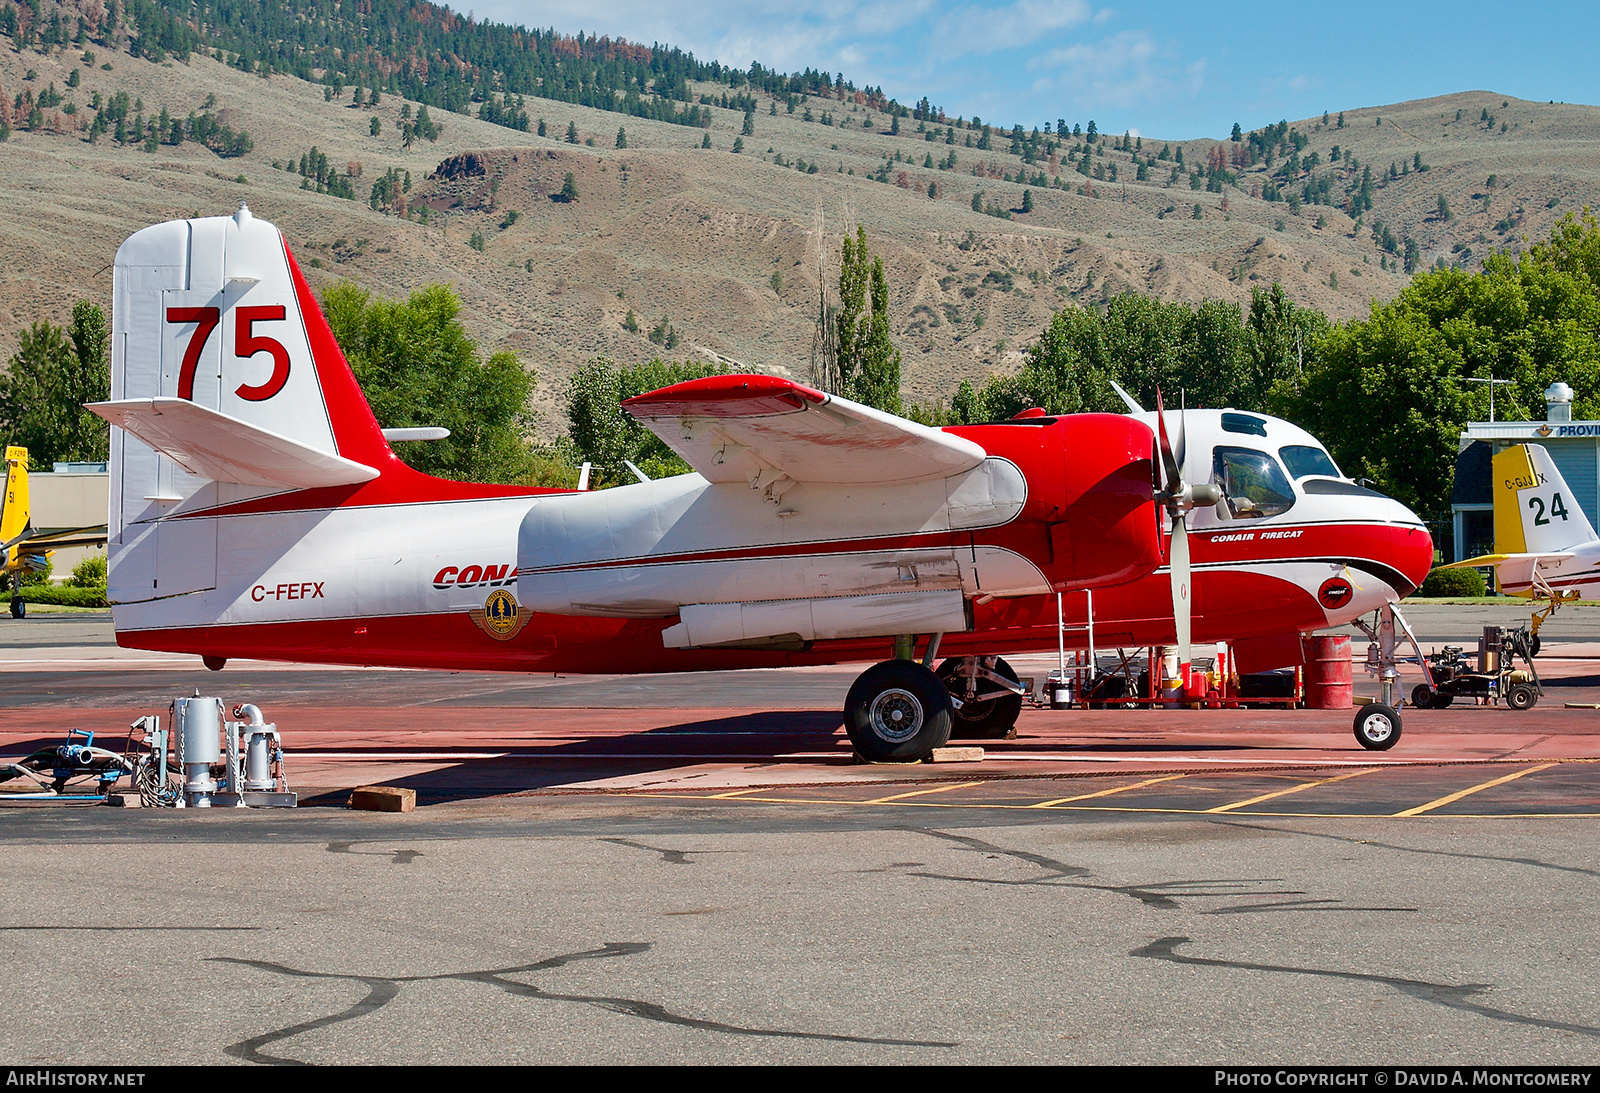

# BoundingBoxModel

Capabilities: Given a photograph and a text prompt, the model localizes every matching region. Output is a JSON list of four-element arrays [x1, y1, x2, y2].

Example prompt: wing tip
[[623, 374, 826, 419]]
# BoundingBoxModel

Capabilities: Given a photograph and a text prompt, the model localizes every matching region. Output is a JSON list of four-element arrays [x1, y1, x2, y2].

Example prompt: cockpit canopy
[[1206, 429, 1345, 522], [1212, 446, 1297, 519], [1279, 444, 1342, 480]]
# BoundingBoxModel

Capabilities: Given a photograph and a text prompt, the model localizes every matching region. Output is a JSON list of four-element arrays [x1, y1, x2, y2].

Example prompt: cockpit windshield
[[1212, 446, 1296, 519], [1279, 444, 1341, 480]]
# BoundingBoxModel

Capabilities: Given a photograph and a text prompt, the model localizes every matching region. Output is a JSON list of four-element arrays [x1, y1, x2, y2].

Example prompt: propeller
[[1153, 388, 1221, 684]]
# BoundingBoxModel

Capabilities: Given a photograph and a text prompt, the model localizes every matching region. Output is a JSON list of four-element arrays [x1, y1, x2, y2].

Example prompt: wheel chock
[[349, 785, 416, 812], [928, 746, 984, 763]]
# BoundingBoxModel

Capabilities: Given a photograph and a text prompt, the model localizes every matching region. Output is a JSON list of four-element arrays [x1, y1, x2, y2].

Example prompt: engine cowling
[[949, 413, 1161, 590]]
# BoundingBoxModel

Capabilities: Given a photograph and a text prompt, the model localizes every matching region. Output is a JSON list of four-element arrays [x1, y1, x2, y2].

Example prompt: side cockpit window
[[1279, 444, 1341, 480], [1212, 446, 1296, 519]]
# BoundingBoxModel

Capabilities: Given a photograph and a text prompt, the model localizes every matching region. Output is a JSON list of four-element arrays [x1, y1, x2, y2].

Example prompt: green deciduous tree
[[566, 357, 733, 486], [0, 301, 110, 465], [832, 226, 901, 412], [322, 282, 535, 483], [1275, 218, 1600, 519], [914, 285, 1324, 427]]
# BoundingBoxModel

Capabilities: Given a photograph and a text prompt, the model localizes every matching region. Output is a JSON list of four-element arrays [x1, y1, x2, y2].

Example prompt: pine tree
[[615, 126, 626, 148], [565, 120, 578, 144]]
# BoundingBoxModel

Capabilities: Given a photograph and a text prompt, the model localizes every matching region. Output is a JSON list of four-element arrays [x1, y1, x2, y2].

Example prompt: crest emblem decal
[[470, 588, 528, 641]]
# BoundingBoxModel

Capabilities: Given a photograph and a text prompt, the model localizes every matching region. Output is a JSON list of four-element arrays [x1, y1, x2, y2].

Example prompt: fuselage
[[112, 407, 1433, 674]]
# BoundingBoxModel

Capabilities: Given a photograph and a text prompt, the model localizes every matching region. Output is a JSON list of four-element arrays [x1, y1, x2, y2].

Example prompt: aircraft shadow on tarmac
[[289, 714, 1270, 806], [297, 711, 852, 805]]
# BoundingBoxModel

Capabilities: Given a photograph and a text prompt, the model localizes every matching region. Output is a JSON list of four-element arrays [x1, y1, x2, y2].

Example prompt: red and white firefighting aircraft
[[87, 207, 1433, 760]]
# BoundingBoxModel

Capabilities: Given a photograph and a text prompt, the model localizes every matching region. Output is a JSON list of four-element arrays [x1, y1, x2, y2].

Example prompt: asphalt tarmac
[[3, 606, 1600, 1065]]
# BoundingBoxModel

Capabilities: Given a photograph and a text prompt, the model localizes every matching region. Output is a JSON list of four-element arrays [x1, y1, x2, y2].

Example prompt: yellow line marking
[[1393, 762, 1561, 817], [704, 788, 765, 799], [861, 781, 985, 804], [1028, 773, 1188, 808], [1203, 768, 1379, 814], [613, 791, 1600, 820]]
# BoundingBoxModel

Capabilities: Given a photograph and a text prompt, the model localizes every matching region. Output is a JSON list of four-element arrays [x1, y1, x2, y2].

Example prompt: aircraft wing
[[86, 398, 379, 489], [622, 375, 986, 486]]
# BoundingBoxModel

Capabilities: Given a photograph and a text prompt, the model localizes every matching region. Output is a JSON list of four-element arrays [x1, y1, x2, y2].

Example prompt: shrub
[[1418, 567, 1487, 598], [69, 553, 107, 586], [3, 584, 108, 608]]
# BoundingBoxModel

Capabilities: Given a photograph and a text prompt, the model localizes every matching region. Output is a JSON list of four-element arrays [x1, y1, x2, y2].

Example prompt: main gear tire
[[845, 660, 955, 762]]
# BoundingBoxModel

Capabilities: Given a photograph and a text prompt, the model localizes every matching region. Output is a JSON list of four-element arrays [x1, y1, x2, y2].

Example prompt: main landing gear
[[843, 638, 1029, 762], [937, 656, 1024, 740], [844, 659, 954, 762]]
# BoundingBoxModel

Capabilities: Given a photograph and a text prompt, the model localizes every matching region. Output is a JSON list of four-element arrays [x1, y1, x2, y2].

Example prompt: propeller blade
[[1175, 394, 1187, 475], [1153, 388, 1181, 495], [1169, 511, 1192, 676]]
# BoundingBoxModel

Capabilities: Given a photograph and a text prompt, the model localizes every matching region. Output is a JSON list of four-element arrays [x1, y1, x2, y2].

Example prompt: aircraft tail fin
[[1493, 444, 1597, 556], [105, 205, 398, 602], [1, 447, 28, 550]]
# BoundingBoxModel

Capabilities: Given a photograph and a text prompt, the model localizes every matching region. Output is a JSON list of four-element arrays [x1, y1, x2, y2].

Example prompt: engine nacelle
[[950, 413, 1160, 590]]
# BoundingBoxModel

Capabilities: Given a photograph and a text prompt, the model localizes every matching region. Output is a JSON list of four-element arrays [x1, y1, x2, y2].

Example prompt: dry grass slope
[[4, 38, 1600, 429]]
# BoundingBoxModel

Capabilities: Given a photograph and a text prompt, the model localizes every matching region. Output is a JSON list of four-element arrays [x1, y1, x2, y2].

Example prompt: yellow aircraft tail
[[1444, 443, 1597, 594], [3, 447, 31, 569]]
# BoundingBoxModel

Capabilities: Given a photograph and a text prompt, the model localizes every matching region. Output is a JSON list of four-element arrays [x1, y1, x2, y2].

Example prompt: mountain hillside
[[3, 3, 1600, 428]]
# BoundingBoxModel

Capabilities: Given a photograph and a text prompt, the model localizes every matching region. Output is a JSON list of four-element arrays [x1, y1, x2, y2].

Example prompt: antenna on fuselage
[[1108, 379, 1144, 414]]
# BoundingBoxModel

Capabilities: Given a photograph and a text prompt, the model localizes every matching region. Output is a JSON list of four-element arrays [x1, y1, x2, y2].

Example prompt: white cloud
[[1028, 29, 1195, 110], [930, 0, 1094, 59]]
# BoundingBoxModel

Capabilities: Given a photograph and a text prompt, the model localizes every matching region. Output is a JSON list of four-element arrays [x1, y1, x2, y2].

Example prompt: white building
[[28, 462, 108, 578]]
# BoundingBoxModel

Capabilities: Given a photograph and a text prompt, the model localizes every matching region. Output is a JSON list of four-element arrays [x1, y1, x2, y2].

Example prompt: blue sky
[[474, 2, 1600, 141]]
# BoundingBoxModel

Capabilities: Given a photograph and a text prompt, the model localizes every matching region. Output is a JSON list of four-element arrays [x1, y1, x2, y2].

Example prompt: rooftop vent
[[1546, 382, 1574, 423]]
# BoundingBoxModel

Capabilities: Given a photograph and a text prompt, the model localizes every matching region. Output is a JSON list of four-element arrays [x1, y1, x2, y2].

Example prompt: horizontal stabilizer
[[2, 525, 108, 552], [1440, 552, 1575, 570], [87, 398, 379, 489]]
